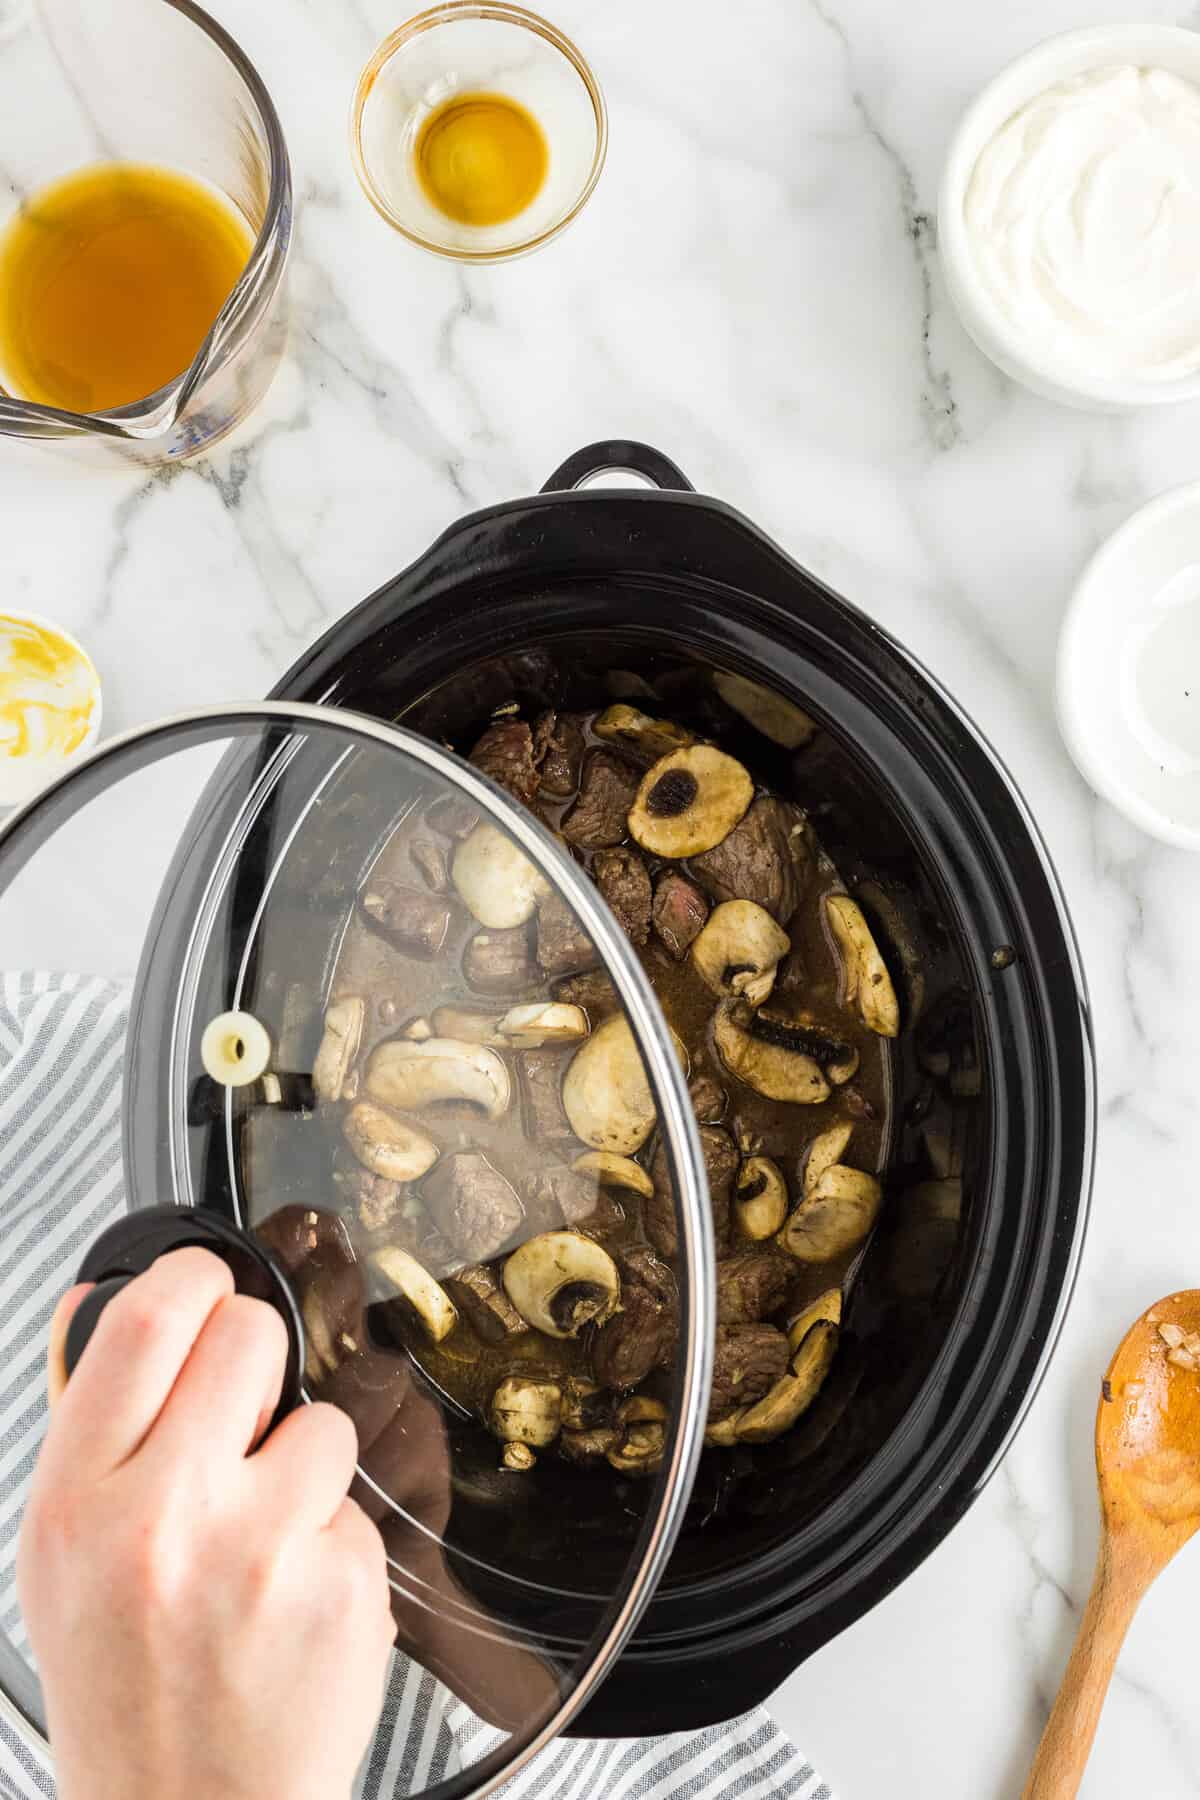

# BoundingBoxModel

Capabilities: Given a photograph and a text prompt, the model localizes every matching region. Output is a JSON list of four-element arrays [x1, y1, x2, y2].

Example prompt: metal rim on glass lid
[[0, 701, 714, 1796]]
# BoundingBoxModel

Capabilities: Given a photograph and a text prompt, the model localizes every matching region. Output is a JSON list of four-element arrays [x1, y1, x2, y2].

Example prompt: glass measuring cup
[[0, 0, 291, 464]]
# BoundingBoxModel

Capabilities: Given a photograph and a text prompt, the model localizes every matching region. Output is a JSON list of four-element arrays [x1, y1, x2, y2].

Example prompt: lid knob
[[62, 1205, 305, 1435]]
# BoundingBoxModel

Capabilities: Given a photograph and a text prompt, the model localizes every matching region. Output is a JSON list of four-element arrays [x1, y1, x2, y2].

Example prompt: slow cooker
[[0, 441, 1093, 1778]]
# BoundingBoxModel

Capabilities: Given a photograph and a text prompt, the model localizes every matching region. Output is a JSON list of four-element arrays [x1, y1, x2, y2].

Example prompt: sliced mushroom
[[735, 1319, 839, 1444], [342, 1103, 440, 1182], [312, 996, 364, 1103], [803, 1122, 854, 1197], [502, 1442, 537, 1471], [777, 1165, 882, 1262], [628, 745, 754, 859], [452, 822, 550, 929], [495, 1001, 589, 1048], [366, 1038, 511, 1120], [713, 671, 818, 749], [704, 1413, 743, 1448], [691, 900, 790, 1005], [713, 1003, 830, 1105], [735, 1156, 789, 1240], [762, 1011, 859, 1085], [431, 1004, 503, 1044], [302, 1289, 340, 1383], [490, 1376, 562, 1448], [786, 1287, 842, 1353], [562, 1014, 657, 1154], [560, 1375, 608, 1432], [370, 1245, 458, 1344], [560, 1425, 619, 1464], [606, 1395, 668, 1475], [592, 703, 694, 762], [571, 1151, 654, 1201], [502, 1231, 621, 1339], [825, 895, 900, 1038]]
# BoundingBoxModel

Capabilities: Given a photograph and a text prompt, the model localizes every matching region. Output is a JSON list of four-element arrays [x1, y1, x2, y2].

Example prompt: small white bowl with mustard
[[0, 612, 102, 809], [939, 25, 1200, 409]]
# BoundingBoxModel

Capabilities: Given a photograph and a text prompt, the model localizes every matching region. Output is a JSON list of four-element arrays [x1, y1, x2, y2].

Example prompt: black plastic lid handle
[[63, 1206, 305, 1437]]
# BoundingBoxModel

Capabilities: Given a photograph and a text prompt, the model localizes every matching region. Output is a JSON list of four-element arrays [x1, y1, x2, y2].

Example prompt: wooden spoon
[[1023, 1290, 1200, 1798]]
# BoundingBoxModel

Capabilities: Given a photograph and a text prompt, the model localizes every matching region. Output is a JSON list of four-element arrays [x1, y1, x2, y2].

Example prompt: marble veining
[[5, 0, 1200, 1793]]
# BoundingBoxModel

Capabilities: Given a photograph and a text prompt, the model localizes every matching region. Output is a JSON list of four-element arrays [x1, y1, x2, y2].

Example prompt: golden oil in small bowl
[[351, 3, 606, 262]]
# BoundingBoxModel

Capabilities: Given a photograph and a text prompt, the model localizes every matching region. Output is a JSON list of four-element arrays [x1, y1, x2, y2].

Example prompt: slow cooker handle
[[61, 1205, 306, 1436], [541, 440, 695, 494]]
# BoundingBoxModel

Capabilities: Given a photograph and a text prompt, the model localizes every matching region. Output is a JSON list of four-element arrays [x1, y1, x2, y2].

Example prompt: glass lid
[[0, 702, 714, 1797]]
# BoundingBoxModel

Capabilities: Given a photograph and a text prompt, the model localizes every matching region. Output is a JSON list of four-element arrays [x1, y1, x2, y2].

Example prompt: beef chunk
[[464, 924, 541, 995], [690, 797, 811, 924], [647, 1125, 738, 1258], [688, 1072, 727, 1124], [517, 1047, 576, 1141], [592, 1257, 678, 1390], [536, 710, 587, 799], [594, 846, 651, 946], [592, 1286, 673, 1390], [523, 1165, 625, 1237], [561, 750, 639, 849], [444, 1264, 529, 1344], [359, 881, 452, 957], [709, 1325, 790, 1418], [619, 1246, 677, 1309], [333, 1169, 462, 1276], [411, 839, 448, 892], [399, 1215, 461, 1279], [468, 718, 541, 808], [425, 793, 480, 839], [536, 891, 599, 977], [333, 1163, 404, 1236], [421, 1152, 524, 1262], [553, 968, 622, 1018], [715, 1248, 792, 1325], [651, 872, 709, 959]]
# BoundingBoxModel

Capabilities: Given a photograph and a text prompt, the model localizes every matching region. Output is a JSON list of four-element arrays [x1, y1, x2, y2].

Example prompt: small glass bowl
[[350, 2, 606, 262]]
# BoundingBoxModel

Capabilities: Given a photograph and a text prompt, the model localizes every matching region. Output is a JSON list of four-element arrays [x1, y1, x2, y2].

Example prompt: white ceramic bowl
[[0, 611, 102, 810], [1058, 480, 1200, 848], [939, 24, 1200, 411]]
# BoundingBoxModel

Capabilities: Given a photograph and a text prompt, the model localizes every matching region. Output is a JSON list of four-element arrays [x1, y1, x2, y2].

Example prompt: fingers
[[253, 1400, 361, 1529], [143, 1292, 288, 1466], [46, 1285, 93, 1408], [328, 1498, 396, 1658], [40, 1248, 234, 1481]]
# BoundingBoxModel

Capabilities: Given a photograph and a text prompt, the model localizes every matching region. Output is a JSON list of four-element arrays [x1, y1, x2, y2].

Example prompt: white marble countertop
[[5, 0, 1200, 1793]]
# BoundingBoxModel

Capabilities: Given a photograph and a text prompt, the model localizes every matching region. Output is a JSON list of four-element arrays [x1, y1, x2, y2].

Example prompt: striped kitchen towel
[[0, 973, 830, 1800]]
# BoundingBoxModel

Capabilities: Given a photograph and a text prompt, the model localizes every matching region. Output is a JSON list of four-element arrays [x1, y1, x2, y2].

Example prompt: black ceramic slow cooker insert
[[126, 441, 1095, 1736]]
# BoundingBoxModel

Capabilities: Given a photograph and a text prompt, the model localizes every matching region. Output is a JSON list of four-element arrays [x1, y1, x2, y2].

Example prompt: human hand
[[18, 1247, 395, 1800]]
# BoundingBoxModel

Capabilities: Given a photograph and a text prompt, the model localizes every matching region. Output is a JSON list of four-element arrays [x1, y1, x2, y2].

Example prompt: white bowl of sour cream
[[940, 25, 1200, 409], [0, 612, 102, 809]]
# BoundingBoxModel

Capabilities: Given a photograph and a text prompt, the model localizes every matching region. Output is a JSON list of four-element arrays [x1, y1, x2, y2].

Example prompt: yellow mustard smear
[[0, 614, 99, 804]]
